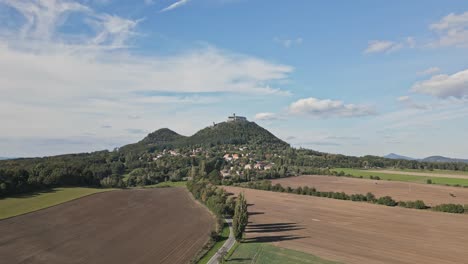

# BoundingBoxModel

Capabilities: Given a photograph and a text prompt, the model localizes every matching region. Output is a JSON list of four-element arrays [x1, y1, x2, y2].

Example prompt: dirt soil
[[223, 186, 468, 264], [271, 175, 468, 206], [369, 169, 468, 179], [0, 188, 215, 264]]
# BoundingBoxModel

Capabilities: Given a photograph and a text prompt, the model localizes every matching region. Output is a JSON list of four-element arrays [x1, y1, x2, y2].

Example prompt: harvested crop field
[[223, 186, 468, 264], [0, 188, 215, 264], [271, 175, 468, 206]]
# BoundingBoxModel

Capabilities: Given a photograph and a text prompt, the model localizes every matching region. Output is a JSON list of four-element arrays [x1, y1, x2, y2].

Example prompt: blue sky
[[1, 0, 468, 158]]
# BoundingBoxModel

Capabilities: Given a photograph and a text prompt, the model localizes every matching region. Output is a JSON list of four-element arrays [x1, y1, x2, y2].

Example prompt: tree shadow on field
[[244, 222, 307, 243], [247, 211, 264, 216], [0, 188, 58, 200], [243, 235, 308, 243]]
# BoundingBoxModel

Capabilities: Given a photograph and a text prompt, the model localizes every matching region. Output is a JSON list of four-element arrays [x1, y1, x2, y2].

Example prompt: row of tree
[[236, 180, 467, 214]]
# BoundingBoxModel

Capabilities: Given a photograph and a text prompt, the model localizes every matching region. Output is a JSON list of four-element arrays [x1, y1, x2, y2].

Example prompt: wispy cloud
[[288, 97, 376, 118], [274, 37, 303, 48], [417, 67, 441, 76], [160, 0, 191, 12], [255, 112, 279, 121], [364, 40, 402, 54]]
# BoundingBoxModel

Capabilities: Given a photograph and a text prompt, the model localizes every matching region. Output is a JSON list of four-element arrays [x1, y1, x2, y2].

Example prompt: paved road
[[207, 218, 235, 264]]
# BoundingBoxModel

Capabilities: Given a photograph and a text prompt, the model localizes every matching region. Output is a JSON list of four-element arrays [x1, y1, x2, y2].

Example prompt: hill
[[119, 120, 289, 154], [384, 153, 468, 164], [185, 121, 288, 147], [421, 156, 468, 164], [119, 128, 186, 153], [384, 153, 416, 161]]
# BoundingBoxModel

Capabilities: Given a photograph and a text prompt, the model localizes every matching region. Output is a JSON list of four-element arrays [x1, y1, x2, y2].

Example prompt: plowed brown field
[[271, 175, 468, 205], [0, 188, 214, 264], [223, 186, 468, 264]]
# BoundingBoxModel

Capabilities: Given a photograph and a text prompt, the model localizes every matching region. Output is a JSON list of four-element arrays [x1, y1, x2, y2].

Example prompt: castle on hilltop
[[227, 113, 247, 122]]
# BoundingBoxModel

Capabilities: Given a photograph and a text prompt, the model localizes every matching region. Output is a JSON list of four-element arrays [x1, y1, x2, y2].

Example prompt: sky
[[1, 0, 468, 158]]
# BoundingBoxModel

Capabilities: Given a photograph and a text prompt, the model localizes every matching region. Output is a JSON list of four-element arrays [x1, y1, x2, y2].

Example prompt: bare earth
[[271, 175, 468, 206], [369, 169, 468, 179], [0, 188, 215, 264], [223, 186, 468, 264]]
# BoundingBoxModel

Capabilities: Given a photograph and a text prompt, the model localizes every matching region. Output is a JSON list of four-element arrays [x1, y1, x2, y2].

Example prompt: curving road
[[207, 218, 235, 264]]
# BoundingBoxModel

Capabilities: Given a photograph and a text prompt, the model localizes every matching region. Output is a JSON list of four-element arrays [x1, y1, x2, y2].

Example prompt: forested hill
[[185, 121, 289, 147], [119, 121, 289, 154], [118, 128, 187, 153]]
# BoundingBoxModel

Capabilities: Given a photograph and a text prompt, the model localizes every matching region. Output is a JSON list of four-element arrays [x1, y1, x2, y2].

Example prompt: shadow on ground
[[0, 189, 58, 200], [244, 221, 307, 243]]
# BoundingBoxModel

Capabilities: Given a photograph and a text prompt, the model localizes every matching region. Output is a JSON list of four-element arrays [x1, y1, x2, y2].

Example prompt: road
[[207, 218, 235, 264]]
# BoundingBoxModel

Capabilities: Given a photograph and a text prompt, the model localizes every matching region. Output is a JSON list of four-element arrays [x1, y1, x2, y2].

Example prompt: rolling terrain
[[223, 186, 468, 264], [0, 188, 214, 264]]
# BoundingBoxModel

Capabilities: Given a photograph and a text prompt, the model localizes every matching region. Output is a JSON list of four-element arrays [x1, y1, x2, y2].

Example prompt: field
[[333, 168, 468, 186], [225, 242, 339, 264], [271, 175, 468, 206], [0, 188, 215, 264], [223, 186, 468, 264], [0, 187, 113, 220], [226, 243, 337, 264]]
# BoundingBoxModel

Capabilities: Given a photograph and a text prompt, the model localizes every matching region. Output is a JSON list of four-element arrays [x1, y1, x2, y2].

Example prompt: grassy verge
[[333, 168, 468, 187], [142, 181, 187, 188], [392, 168, 468, 175], [0, 187, 114, 220], [198, 221, 230, 264], [225, 242, 340, 264]]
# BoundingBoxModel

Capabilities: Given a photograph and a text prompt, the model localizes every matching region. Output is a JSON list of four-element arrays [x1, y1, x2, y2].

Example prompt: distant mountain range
[[0, 157, 12, 160], [384, 153, 468, 163]]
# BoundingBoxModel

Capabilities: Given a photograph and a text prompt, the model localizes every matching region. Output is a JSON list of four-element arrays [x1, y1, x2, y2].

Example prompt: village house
[[220, 170, 231, 178], [244, 164, 252, 170]]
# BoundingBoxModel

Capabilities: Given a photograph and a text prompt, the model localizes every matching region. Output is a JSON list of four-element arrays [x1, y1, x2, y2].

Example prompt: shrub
[[426, 179, 432, 184], [433, 204, 465, 214], [366, 192, 376, 202], [398, 200, 427, 209], [376, 196, 397, 206]]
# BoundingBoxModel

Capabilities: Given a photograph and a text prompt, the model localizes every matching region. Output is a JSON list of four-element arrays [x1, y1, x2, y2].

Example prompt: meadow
[[225, 242, 339, 264], [0, 187, 113, 220], [333, 168, 468, 187]]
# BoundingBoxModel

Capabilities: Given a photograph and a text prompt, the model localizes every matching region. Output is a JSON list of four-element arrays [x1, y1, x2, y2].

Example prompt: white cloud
[[274, 37, 303, 48], [288, 97, 375, 118], [397, 96, 429, 110], [160, 0, 190, 12], [364, 40, 402, 54], [417, 67, 440, 76], [429, 11, 468, 48], [144, 0, 155, 5], [411, 69, 468, 99], [255, 112, 278, 121], [0, 0, 294, 146]]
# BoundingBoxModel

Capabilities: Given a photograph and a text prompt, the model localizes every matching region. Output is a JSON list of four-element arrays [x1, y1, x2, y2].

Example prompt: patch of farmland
[[0, 188, 214, 264], [223, 186, 468, 264], [271, 175, 468, 206]]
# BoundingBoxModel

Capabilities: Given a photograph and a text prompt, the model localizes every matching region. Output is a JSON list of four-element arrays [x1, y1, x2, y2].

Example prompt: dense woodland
[[1, 121, 468, 197]]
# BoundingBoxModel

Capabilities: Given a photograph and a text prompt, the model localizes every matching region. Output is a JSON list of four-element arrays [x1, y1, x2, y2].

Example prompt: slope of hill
[[384, 153, 416, 161], [422, 156, 468, 164]]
